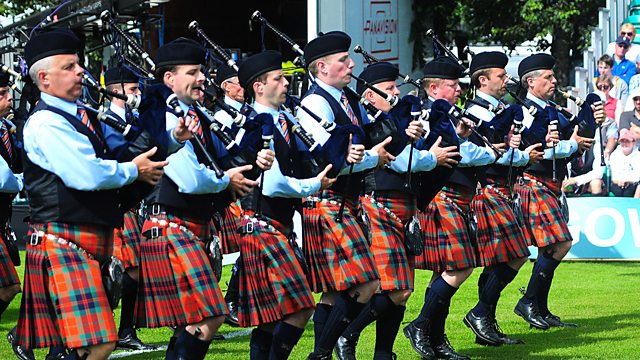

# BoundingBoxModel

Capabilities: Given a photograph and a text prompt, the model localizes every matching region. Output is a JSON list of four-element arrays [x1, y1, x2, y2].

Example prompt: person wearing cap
[[233, 49, 333, 360], [611, 36, 636, 86], [609, 128, 640, 197], [461, 51, 544, 346], [14, 28, 179, 360], [404, 56, 497, 360], [513, 53, 603, 330], [297, 31, 394, 360], [606, 23, 640, 73], [332, 62, 460, 360]]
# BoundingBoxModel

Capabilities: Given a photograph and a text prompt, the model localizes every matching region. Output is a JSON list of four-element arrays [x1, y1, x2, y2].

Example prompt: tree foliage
[[0, 0, 57, 17]]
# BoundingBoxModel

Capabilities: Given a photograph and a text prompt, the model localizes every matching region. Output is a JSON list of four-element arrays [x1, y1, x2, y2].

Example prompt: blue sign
[[530, 197, 640, 260]]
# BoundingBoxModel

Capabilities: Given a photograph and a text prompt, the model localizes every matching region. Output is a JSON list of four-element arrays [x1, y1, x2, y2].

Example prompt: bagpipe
[[251, 10, 305, 67], [189, 21, 239, 72], [353, 45, 421, 89], [425, 29, 467, 74]]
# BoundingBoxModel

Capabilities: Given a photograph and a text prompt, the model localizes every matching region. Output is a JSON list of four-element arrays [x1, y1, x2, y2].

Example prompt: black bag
[[101, 256, 124, 309], [206, 235, 223, 282], [403, 215, 424, 255], [288, 233, 308, 274], [3, 225, 20, 266]]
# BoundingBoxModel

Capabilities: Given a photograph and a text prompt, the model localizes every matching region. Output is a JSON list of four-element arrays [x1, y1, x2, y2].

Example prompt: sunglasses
[[617, 43, 630, 49], [621, 31, 635, 37], [597, 84, 610, 90]]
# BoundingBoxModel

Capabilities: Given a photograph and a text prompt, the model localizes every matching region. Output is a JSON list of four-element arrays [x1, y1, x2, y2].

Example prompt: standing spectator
[[611, 36, 636, 86], [595, 74, 621, 159], [595, 54, 628, 104], [608, 129, 640, 197], [607, 23, 640, 72]]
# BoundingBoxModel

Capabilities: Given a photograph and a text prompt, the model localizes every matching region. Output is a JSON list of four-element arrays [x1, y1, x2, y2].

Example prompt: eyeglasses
[[617, 43, 630, 49], [634, 97, 640, 102], [597, 84, 610, 90], [621, 31, 635, 37]]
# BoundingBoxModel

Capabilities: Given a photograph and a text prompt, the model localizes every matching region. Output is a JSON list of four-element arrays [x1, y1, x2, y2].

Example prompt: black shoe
[[7, 327, 35, 360], [44, 354, 66, 360], [514, 298, 549, 330], [474, 315, 524, 346], [117, 331, 159, 351], [543, 313, 577, 328], [402, 321, 435, 360], [225, 301, 240, 326], [463, 310, 502, 346], [334, 335, 358, 360], [307, 352, 332, 360], [432, 335, 470, 360]]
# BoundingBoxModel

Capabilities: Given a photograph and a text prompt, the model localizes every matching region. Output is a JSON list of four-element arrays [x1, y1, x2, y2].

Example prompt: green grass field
[[1, 253, 638, 359]]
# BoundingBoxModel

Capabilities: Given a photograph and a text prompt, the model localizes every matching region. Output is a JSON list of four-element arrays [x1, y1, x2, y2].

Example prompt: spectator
[[609, 129, 640, 197], [607, 23, 640, 72], [595, 74, 622, 158], [563, 145, 604, 196], [611, 36, 636, 85], [618, 88, 640, 149], [595, 54, 628, 104]]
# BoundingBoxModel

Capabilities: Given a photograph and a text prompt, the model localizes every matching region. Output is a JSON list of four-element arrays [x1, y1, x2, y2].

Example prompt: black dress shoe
[[475, 316, 524, 346], [514, 298, 550, 330], [307, 352, 332, 360], [402, 321, 435, 360], [334, 335, 358, 360], [225, 301, 240, 326], [543, 313, 577, 328], [463, 310, 502, 346], [432, 335, 470, 360], [44, 354, 66, 360], [7, 327, 35, 360], [117, 331, 159, 351]]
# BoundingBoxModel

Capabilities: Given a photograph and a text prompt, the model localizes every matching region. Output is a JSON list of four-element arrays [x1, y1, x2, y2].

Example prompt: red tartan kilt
[[217, 201, 242, 254], [415, 185, 477, 272], [16, 223, 117, 350], [237, 216, 315, 327], [0, 235, 19, 287], [516, 175, 572, 248], [113, 210, 141, 269], [361, 192, 416, 292], [302, 190, 379, 293], [471, 185, 530, 267], [136, 214, 227, 328]]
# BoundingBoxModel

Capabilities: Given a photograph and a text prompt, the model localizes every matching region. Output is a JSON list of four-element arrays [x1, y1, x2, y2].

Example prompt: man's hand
[[429, 136, 459, 168], [456, 117, 474, 139], [371, 136, 395, 167], [562, 177, 577, 192], [591, 103, 606, 126], [545, 123, 560, 147], [172, 116, 198, 143], [316, 164, 337, 190], [132, 147, 168, 185], [630, 122, 640, 139], [571, 125, 595, 154], [345, 134, 365, 164], [405, 120, 424, 141], [525, 143, 544, 164], [507, 125, 521, 149], [226, 164, 258, 200], [255, 149, 275, 171]]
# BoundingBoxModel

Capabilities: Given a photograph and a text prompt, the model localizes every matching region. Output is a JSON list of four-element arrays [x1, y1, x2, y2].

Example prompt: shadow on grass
[[456, 312, 640, 360]]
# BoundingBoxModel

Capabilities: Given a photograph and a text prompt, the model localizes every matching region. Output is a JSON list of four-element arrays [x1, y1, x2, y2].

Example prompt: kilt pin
[[302, 189, 380, 293], [16, 222, 117, 350], [361, 191, 416, 292], [415, 185, 478, 273], [136, 212, 227, 329]]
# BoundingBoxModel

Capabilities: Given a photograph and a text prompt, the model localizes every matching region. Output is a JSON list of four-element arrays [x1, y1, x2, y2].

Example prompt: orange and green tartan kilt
[[415, 185, 477, 272], [0, 235, 19, 288], [302, 190, 379, 293], [516, 174, 572, 248], [237, 215, 315, 327], [113, 209, 142, 269], [136, 213, 227, 328], [471, 181, 530, 267], [362, 192, 416, 292], [16, 222, 117, 350], [217, 200, 242, 254]]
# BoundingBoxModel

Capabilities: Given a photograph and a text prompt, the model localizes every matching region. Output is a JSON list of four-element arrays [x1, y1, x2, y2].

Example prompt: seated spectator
[[609, 129, 640, 197], [611, 36, 636, 85], [563, 145, 603, 196], [595, 54, 628, 104], [619, 88, 640, 148], [607, 23, 640, 72]]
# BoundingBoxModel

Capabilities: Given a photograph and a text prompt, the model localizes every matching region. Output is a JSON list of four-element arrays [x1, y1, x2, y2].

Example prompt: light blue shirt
[[213, 96, 243, 129], [525, 93, 579, 159], [163, 99, 230, 194], [0, 155, 22, 193], [24, 92, 138, 191], [252, 102, 321, 198], [298, 78, 379, 175], [387, 143, 437, 173]]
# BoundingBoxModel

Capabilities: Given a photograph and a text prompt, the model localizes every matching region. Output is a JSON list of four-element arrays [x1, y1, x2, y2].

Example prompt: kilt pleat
[[415, 185, 477, 272], [0, 235, 19, 287], [237, 216, 315, 327], [361, 192, 416, 291], [218, 201, 242, 254], [302, 190, 379, 293], [136, 214, 227, 328], [471, 183, 530, 267], [16, 223, 117, 350], [516, 174, 572, 248], [113, 209, 142, 269]]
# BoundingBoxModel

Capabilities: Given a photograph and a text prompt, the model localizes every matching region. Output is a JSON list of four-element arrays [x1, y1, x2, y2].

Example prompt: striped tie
[[0, 121, 12, 158], [187, 107, 205, 143], [278, 112, 290, 144], [77, 106, 96, 134], [340, 92, 359, 125]]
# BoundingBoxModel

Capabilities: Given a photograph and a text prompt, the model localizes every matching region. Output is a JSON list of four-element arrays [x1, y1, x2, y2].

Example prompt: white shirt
[[609, 146, 640, 182]]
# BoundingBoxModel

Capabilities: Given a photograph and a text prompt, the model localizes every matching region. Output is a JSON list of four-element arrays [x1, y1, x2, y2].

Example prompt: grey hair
[[521, 69, 544, 88], [28, 57, 55, 88]]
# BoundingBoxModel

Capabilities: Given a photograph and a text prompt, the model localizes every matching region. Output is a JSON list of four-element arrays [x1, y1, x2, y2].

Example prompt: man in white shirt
[[609, 129, 640, 197]]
